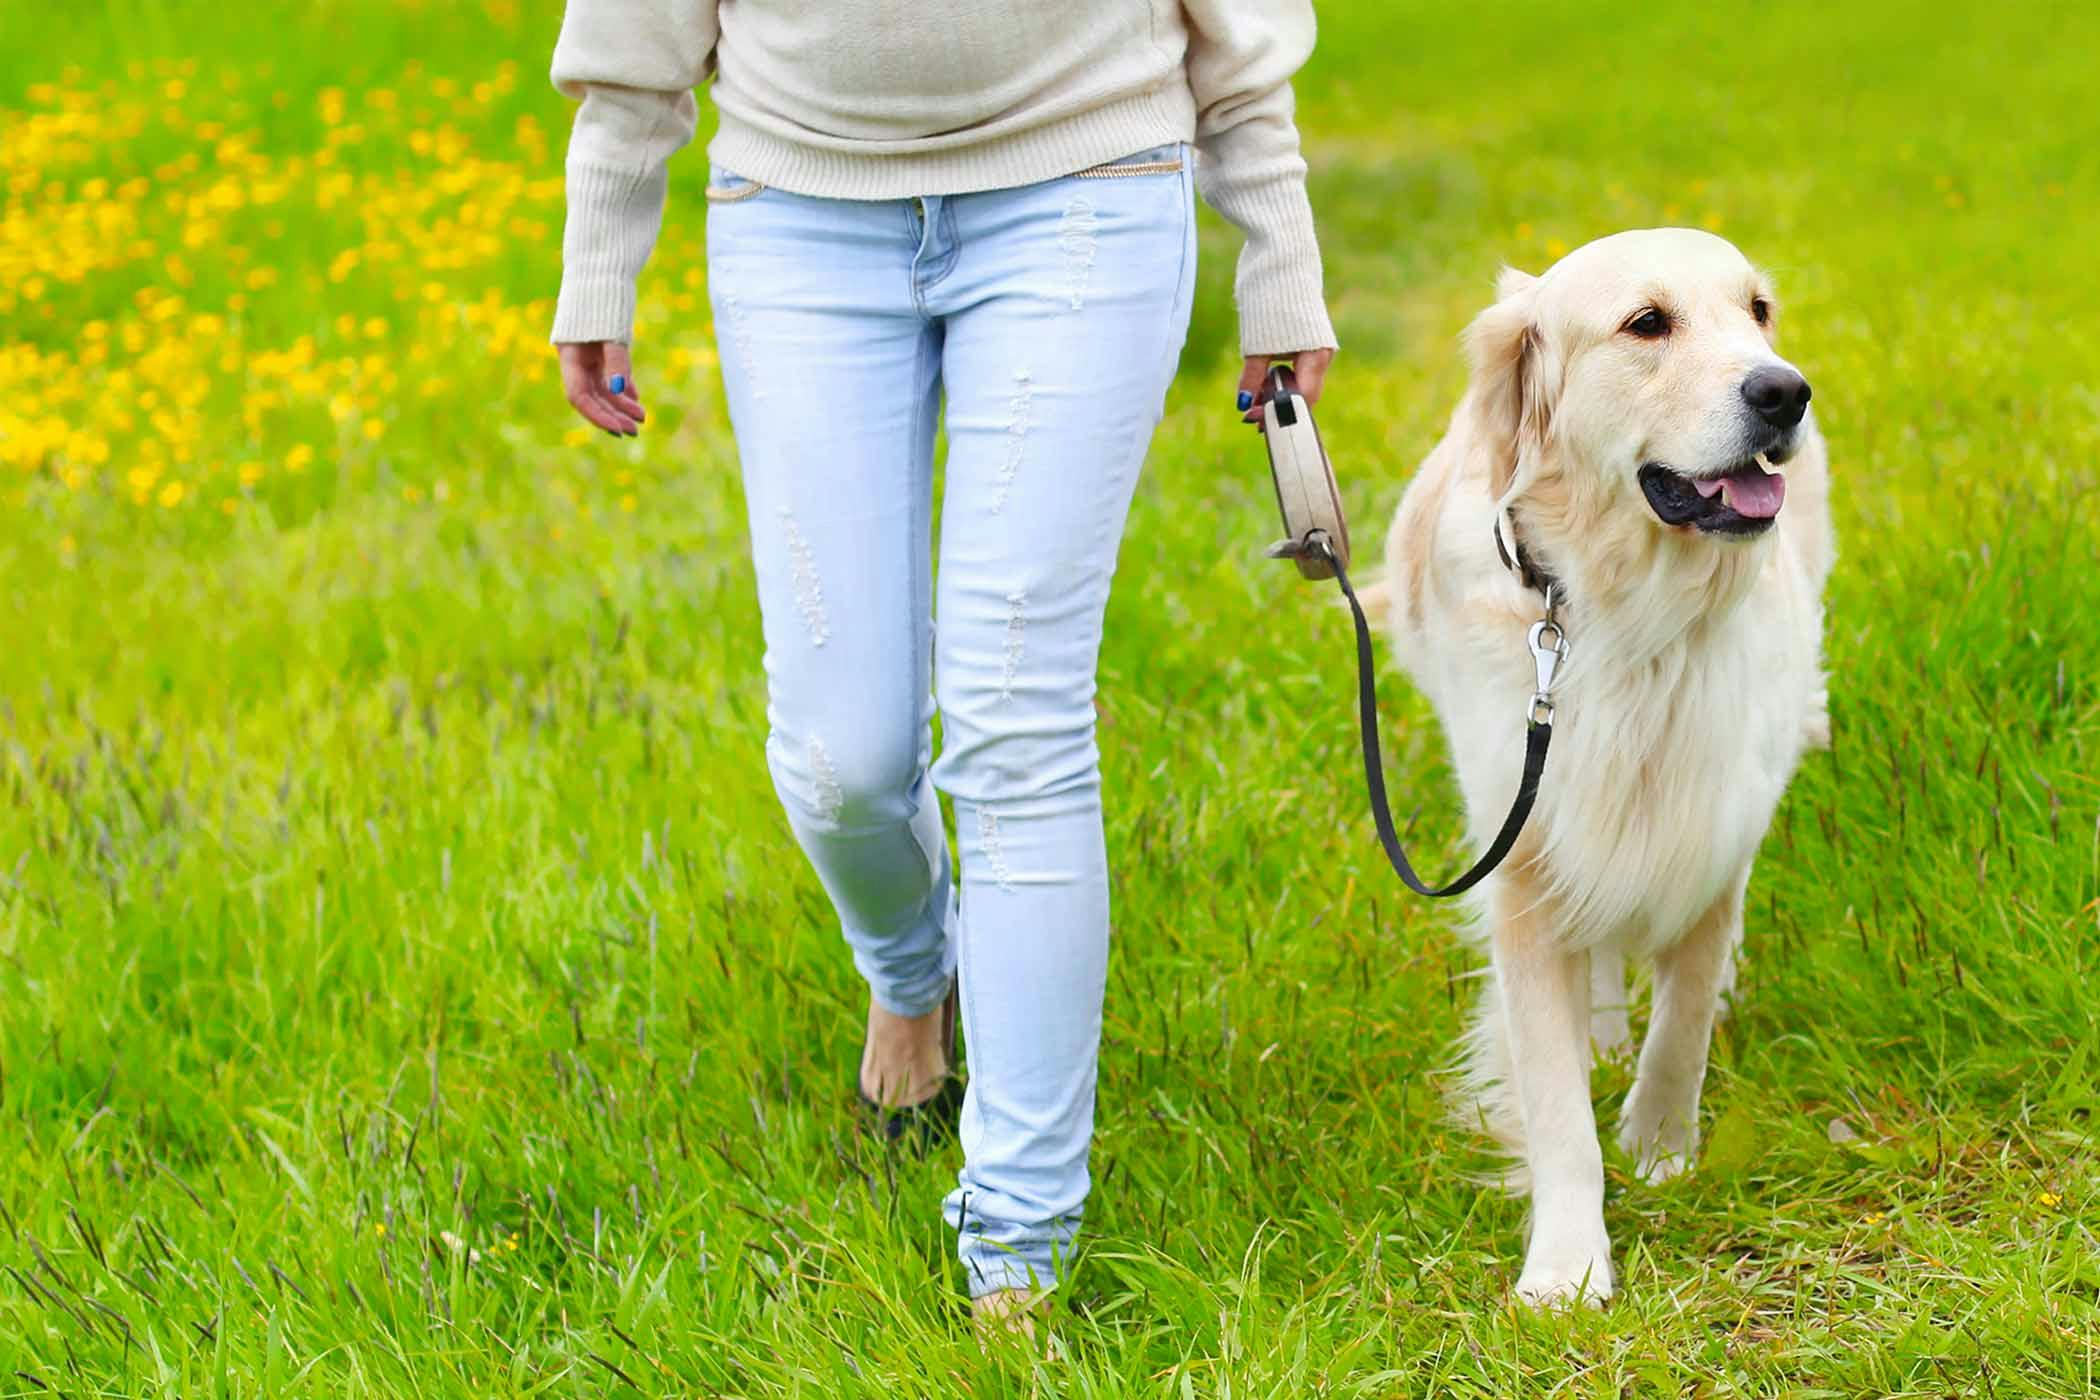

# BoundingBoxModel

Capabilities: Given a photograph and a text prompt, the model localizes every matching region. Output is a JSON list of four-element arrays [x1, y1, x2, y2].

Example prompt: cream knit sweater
[[549, 0, 1336, 355]]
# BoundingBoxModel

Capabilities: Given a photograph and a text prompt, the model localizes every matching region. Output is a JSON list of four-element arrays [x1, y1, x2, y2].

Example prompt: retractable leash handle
[[1259, 365, 1350, 580], [1259, 367, 1564, 899]]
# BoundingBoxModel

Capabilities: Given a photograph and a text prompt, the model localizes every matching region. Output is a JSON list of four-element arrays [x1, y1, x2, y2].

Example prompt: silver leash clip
[[1526, 615, 1569, 725]]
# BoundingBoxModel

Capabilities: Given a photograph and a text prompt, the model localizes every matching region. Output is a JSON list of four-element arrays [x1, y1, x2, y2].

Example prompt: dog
[[1359, 228, 1833, 1305]]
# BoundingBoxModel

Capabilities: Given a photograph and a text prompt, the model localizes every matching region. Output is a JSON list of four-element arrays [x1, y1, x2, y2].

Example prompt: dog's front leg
[[1617, 879, 1745, 1183], [1494, 889, 1613, 1306]]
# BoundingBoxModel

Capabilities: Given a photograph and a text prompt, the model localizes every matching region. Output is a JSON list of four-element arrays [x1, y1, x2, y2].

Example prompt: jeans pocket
[[1072, 143, 1186, 179], [706, 166, 767, 203]]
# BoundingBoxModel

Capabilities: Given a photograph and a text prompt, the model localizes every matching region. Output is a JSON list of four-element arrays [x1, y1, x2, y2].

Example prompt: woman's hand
[[559, 341, 648, 436], [1237, 348, 1335, 422]]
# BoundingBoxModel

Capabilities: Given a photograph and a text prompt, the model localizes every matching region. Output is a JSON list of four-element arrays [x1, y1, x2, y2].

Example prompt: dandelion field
[[3, 0, 2098, 1394]]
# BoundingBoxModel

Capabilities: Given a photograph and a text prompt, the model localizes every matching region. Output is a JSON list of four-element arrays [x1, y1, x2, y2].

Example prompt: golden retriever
[[1361, 228, 1834, 1305]]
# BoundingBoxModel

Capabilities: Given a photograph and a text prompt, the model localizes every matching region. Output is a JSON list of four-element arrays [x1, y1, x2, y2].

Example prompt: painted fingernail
[[1236, 390, 1253, 411], [609, 374, 626, 395]]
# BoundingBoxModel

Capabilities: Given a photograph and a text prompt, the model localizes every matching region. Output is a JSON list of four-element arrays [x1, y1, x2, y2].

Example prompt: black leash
[[1258, 364, 1567, 897], [1304, 530, 1562, 897]]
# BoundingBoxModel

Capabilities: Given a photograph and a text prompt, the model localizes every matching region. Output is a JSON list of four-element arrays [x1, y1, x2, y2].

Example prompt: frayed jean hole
[[775, 506, 830, 647], [721, 287, 764, 400], [976, 806, 1015, 894], [991, 370, 1032, 515], [805, 736, 843, 822], [998, 589, 1028, 703], [1058, 197, 1097, 311]]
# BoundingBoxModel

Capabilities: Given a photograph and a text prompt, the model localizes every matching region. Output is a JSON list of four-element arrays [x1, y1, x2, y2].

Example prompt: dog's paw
[[1617, 1094, 1698, 1184], [1515, 1224, 1614, 1309], [1515, 1261, 1614, 1309], [1633, 1146, 1693, 1185]]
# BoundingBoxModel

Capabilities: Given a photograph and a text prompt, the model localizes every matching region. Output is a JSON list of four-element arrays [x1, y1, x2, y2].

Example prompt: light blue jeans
[[705, 145, 1197, 1296]]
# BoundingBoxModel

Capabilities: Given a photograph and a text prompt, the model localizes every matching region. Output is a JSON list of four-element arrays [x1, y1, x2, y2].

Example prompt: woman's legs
[[706, 188, 955, 1031], [709, 151, 1196, 1298], [925, 151, 1197, 1296]]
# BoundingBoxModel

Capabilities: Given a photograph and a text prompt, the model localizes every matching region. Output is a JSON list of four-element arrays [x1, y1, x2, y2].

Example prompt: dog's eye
[[1625, 308, 1670, 339], [1751, 297, 1772, 326]]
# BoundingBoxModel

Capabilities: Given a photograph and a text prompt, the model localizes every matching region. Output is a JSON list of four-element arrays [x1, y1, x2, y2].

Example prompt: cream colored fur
[[1363, 229, 1834, 1306]]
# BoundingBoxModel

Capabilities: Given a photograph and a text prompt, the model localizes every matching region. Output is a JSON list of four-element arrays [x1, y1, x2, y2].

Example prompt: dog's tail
[[1444, 968, 1532, 1193]]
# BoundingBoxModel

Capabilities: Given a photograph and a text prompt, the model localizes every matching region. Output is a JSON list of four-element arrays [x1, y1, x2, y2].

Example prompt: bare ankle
[[972, 1287, 1048, 1341], [860, 993, 952, 1106]]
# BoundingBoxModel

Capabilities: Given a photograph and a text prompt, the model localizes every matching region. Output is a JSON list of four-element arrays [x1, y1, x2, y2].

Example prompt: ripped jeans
[[705, 146, 1196, 1297]]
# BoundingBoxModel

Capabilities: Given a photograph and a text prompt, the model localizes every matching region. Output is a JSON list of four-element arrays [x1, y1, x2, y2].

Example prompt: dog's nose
[[1740, 366, 1812, 429]]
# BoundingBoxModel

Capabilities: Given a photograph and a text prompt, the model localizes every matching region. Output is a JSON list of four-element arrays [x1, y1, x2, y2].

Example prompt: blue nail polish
[[609, 374, 626, 395], [1236, 390, 1253, 412]]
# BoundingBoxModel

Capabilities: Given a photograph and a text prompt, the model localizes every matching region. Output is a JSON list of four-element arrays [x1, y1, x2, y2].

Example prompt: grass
[[2, 0, 2098, 1393]]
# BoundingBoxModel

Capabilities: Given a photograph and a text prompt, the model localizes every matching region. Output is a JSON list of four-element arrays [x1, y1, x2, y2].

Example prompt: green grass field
[[4, 0, 2098, 1393]]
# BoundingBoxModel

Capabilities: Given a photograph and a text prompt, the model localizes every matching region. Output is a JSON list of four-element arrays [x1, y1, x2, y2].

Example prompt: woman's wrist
[[1229, 214, 1336, 358], [549, 85, 697, 346]]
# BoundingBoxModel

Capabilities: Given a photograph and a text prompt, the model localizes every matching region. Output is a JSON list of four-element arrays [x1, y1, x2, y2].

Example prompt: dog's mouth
[[1638, 454, 1787, 536]]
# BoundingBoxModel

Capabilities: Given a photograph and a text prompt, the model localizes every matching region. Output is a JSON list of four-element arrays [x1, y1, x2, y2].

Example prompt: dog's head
[[1465, 228, 1811, 542]]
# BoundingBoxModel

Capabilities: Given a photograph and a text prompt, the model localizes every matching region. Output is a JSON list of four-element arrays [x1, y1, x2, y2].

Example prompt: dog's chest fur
[[1529, 575, 1819, 950]]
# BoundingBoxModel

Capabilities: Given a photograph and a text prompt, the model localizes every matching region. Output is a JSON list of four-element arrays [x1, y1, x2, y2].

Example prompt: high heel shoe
[[858, 980, 962, 1148]]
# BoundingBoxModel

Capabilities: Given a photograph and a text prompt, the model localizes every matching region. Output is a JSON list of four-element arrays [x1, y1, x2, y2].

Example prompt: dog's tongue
[[1693, 462, 1787, 519]]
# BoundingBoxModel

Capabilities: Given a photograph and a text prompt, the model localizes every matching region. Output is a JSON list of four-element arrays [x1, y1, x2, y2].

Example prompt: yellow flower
[[157, 480, 186, 508]]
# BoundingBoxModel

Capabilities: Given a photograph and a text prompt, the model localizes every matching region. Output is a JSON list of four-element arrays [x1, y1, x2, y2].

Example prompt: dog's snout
[[1740, 366, 1811, 430]]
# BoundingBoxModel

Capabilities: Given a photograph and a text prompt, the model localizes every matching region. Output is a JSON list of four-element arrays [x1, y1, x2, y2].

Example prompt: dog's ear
[[1464, 269, 1549, 500], [1494, 266, 1537, 302]]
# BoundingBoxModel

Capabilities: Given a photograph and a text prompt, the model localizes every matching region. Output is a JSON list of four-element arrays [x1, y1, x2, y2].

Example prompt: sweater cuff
[[1230, 177, 1337, 357], [550, 159, 669, 345]]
